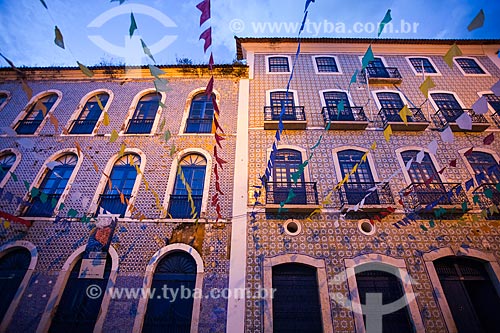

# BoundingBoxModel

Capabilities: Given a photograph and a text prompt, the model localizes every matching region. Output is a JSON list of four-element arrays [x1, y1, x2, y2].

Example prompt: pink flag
[[199, 27, 212, 53], [196, 0, 210, 26], [208, 52, 214, 70], [215, 133, 225, 148], [205, 75, 214, 96], [212, 95, 219, 115]]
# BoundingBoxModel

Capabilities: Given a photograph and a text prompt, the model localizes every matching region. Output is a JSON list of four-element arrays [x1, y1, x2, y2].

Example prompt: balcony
[[472, 183, 500, 211], [24, 193, 60, 217], [378, 107, 429, 131], [399, 182, 469, 213], [338, 182, 393, 212], [15, 119, 43, 135], [167, 194, 202, 218], [321, 106, 369, 130], [263, 106, 307, 130], [362, 66, 402, 84], [265, 181, 319, 213], [69, 119, 98, 135], [126, 118, 154, 134], [431, 108, 489, 132], [185, 118, 213, 133], [97, 194, 130, 217]]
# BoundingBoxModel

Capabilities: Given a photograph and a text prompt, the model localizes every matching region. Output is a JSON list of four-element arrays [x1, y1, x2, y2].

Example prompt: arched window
[[49, 254, 112, 332], [24, 154, 78, 217], [466, 151, 500, 185], [434, 256, 500, 333], [143, 252, 197, 333], [0, 249, 31, 322], [69, 93, 109, 134], [272, 263, 322, 332], [126, 93, 160, 134], [0, 152, 16, 184], [15, 93, 58, 135], [337, 149, 379, 205], [168, 154, 206, 218], [97, 154, 140, 217], [185, 93, 214, 133], [355, 267, 414, 332]]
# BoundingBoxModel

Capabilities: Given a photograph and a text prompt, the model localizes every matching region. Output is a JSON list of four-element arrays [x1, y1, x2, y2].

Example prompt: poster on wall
[[78, 214, 118, 279]]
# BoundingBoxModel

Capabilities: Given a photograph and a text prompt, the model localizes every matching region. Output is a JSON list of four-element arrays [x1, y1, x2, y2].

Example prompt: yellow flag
[[110, 130, 118, 143], [342, 173, 349, 185], [370, 141, 377, 151], [103, 112, 110, 126], [383, 124, 392, 142], [95, 95, 105, 111], [350, 163, 359, 175], [399, 105, 411, 124], [443, 43, 462, 68], [361, 152, 368, 163], [118, 143, 126, 157], [419, 77, 435, 98]]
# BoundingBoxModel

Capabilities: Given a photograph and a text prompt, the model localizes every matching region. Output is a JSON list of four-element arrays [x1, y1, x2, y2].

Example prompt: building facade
[[234, 38, 500, 333], [0, 64, 248, 333]]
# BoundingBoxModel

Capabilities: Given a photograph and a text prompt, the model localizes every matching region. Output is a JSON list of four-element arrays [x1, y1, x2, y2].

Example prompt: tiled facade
[[237, 38, 500, 333], [0, 66, 247, 333]]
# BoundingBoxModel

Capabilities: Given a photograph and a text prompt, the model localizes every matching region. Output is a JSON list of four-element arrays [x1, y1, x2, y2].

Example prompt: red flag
[[199, 27, 212, 53], [214, 146, 227, 168], [196, 0, 210, 26], [483, 133, 494, 145], [386, 207, 396, 213], [214, 163, 219, 180], [449, 159, 457, 167], [215, 133, 225, 148], [215, 181, 224, 195], [213, 113, 224, 133], [424, 176, 434, 185], [211, 193, 218, 206], [464, 147, 473, 156], [205, 75, 214, 96], [438, 166, 447, 174], [208, 52, 214, 70], [212, 95, 220, 115], [0, 210, 32, 227]]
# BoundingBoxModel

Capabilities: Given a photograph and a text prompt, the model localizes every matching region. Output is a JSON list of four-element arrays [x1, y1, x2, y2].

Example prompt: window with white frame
[[314, 56, 339, 73], [407, 57, 438, 74], [15, 93, 58, 135], [268, 56, 290, 73], [0, 153, 16, 185], [69, 93, 109, 135], [0, 248, 31, 322], [185, 93, 214, 134], [454, 57, 487, 75], [483, 93, 500, 115], [125, 93, 160, 134]]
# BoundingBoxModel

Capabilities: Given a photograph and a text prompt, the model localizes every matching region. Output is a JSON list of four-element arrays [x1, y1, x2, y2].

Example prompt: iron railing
[[264, 106, 306, 122], [97, 193, 130, 217], [265, 182, 318, 205], [363, 66, 402, 80], [69, 119, 98, 134], [472, 183, 500, 210], [24, 193, 60, 217], [185, 118, 213, 133], [378, 107, 428, 124], [338, 182, 393, 207], [321, 106, 368, 123], [168, 194, 203, 218], [399, 182, 469, 212], [126, 118, 155, 134], [15, 119, 43, 134], [431, 108, 488, 129]]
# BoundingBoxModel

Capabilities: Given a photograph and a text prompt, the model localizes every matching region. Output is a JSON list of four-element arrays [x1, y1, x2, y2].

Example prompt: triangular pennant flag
[[361, 45, 374, 70], [378, 9, 392, 37], [74, 141, 82, 156], [21, 79, 33, 101], [39, 0, 48, 9], [416, 149, 425, 163], [148, 64, 165, 78], [208, 53, 214, 70], [215, 133, 225, 148], [438, 166, 447, 174], [77, 61, 94, 77], [164, 129, 171, 142], [304, 0, 315, 12], [383, 124, 392, 142], [49, 114, 59, 133], [449, 159, 457, 167], [348, 69, 358, 92], [205, 76, 214, 96], [154, 78, 169, 92], [299, 11, 308, 34], [199, 27, 212, 53], [110, 130, 118, 143], [440, 126, 454, 143], [370, 141, 377, 150], [472, 96, 488, 115], [54, 26, 65, 49], [419, 77, 435, 98], [491, 80, 500, 96], [443, 43, 462, 68], [465, 178, 474, 191], [467, 9, 485, 31], [428, 139, 438, 155], [405, 158, 414, 170], [140, 39, 155, 62], [483, 133, 494, 145], [456, 111, 472, 130], [102, 112, 110, 126], [196, 0, 211, 26], [399, 105, 411, 124], [129, 12, 138, 37]]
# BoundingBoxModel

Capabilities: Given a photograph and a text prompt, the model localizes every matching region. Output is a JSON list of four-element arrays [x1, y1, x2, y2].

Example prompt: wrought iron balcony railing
[[24, 193, 60, 217], [168, 194, 203, 218], [321, 106, 368, 123], [338, 182, 393, 209], [15, 119, 43, 135], [265, 181, 318, 206], [126, 118, 155, 134], [363, 66, 402, 81], [378, 107, 429, 131], [431, 108, 489, 132], [399, 182, 469, 212], [472, 183, 500, 210], [185, 118, 213, 133], [97, 193, 131, 217], [69, 119, 99, 134], [264, 106, 306, 122]]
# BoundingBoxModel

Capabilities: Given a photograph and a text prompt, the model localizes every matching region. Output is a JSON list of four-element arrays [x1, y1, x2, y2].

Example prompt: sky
[[0, 0, 499, 68]]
